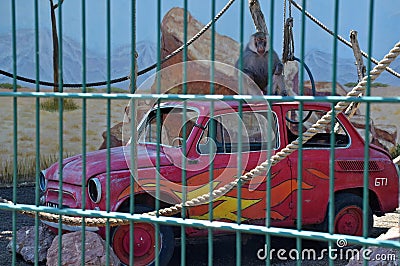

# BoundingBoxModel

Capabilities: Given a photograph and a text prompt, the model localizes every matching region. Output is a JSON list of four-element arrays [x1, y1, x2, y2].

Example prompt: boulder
[[153, 7, 261, 96], [7, 225, 56, 263], [374, 124, 397, 146], [99, 121, 132, 150], [46, 231, 120, 266], [350, 114, 398, 152], [99, 122, 124, 150]]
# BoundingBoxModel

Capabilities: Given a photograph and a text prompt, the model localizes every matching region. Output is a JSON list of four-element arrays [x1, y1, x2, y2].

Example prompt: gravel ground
[[0, 186, 398, 266]]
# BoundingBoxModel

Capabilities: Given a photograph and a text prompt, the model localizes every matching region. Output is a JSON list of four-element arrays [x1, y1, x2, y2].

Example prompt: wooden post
[[344, 30, 365, 120], [248, 0, 268, 34], [350, 30, 366, 82], [129, 51, 138, 93]]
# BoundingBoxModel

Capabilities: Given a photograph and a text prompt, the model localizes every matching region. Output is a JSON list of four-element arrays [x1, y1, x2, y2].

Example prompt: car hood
[[45, 145, 172, 185]]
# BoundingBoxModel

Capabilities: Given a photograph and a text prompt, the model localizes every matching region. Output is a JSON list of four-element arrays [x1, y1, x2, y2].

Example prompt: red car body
[[41, 101, 399, 265]]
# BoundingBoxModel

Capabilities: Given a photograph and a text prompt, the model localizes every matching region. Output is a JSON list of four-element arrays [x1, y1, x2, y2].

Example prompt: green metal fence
[[1, 0, 400, 265]]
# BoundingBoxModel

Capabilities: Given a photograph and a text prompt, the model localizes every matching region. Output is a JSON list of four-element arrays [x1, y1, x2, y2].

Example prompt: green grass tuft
[[40, 98, 80, 112], [390, 143, 400, 160], [344, 82, 389, 88], [76, 87, 127, 93], [0, 83, 22, 89], [102, 87, 128, 93]]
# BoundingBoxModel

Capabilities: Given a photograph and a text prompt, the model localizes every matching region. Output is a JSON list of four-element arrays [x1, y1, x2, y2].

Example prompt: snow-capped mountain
[[0, 29, 156, 90], [111, 41, 157, 90], [1, 29, 399, 89], [304, 49, 400, 86]]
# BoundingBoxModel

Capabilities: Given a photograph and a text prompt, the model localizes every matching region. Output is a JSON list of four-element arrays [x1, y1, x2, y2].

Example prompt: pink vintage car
[[40, 100, 399, 265]]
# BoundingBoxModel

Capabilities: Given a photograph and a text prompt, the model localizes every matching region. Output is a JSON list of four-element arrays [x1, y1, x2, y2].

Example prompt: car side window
[[139, 108, 198, 147], [198, 111, 278, 154], [285, 109, 350, 148]]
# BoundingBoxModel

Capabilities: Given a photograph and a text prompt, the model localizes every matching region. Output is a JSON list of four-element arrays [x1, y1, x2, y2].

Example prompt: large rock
[[374, 124, 397, 146], [350, 114, 397, 152], [46, 231, 120, 266], [153, 7, 261, 96], [7, 225, 56, 263], [99, 121, 132, 150], [99, 122, 124, 150]]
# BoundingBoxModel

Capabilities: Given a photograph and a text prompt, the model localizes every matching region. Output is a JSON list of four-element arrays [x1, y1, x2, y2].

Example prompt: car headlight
[[88, 178, 102, 203], [39, 170, 48, 192]]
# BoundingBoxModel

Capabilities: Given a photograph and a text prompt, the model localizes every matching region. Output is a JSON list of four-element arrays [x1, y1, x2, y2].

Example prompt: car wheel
[[334, 193, 372, 236], [112, 205, 175, 266]]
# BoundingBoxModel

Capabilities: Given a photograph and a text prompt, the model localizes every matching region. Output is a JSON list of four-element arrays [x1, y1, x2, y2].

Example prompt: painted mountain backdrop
[[0, 29, 156, 90], [0, 29, 399, 89]]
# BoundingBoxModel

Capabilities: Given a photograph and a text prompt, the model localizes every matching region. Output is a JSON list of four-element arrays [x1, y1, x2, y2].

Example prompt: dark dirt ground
[[0, 185, 396, 266]]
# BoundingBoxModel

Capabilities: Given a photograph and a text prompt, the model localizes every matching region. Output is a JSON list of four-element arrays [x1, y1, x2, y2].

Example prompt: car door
[[284, 107, 351, 225], [186, 107, 294, 226]]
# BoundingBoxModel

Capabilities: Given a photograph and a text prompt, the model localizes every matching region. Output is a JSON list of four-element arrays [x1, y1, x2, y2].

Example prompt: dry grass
[[0, 153, 73, 184], [40, 98, 80, 112], [0, 87, 129, 185]]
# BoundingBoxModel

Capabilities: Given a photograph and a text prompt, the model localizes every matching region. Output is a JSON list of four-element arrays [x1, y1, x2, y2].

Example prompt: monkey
[[236, 32, 287, 96]]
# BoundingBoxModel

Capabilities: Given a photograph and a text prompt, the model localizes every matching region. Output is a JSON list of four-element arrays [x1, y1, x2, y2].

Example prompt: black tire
[[111, 205, 175, 266], [333, 193, 373, 236], [317, 193, 373, 237]]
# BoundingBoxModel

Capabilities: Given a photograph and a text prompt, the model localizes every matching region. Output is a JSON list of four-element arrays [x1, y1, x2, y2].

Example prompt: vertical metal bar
[[81, 0, 87, 265], [181, 1, 188, 265], [267, 0, 274, 96], [236, 109, 242, 266], [208, 1, 216, 265], [129, 1, 137, 265], [129, 99, 137, 266], [265, 1, 275, 264], [155, 1, 162, 265], [265, 101, 272, 266], [363, 3, 374, 265], [34, 0, 41, 265], [57, 2, 64, 265], [296, 1, 307, 265], [236, 1, 246, 262], [105, 0, 112, 265], [329, 1, 339, 265], [11, 0, 17, 264]]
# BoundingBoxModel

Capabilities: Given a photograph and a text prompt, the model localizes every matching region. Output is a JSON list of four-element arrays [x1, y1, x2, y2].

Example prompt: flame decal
[[173, 181, 220, 200], [306, 168, 330, 179], [118, 168, 316, 223], [190, 179, 314, 222], [190, 195, 261, 221]]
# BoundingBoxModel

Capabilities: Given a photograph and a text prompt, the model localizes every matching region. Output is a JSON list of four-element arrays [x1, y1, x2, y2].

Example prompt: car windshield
[[138, 106, 199, 147]]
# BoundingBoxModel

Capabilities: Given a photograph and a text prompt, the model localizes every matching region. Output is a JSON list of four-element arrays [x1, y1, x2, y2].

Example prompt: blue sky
[[0, 0, 399, 60]]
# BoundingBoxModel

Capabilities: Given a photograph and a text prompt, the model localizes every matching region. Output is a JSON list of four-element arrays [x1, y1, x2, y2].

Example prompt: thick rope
[[0, 0, 236, 88], [2, 41, 399, 227], [289, 0, 400, 79]]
